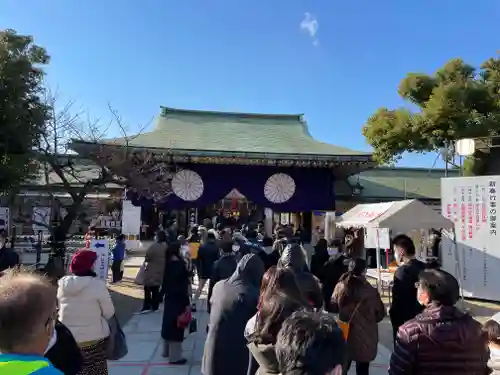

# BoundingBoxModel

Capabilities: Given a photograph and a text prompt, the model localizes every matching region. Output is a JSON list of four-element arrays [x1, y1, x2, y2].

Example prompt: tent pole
[[375, 228, 382, 294], [452, 228, 465, 310]]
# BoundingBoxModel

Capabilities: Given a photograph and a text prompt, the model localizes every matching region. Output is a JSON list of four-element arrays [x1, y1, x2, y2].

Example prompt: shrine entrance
[[199, 189, 264, 229]]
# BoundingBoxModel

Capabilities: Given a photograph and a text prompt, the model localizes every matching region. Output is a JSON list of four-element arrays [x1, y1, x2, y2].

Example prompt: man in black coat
[[389, 234, 427, 343], [0, 231, 19, 275], [207, 241, 237, 314]]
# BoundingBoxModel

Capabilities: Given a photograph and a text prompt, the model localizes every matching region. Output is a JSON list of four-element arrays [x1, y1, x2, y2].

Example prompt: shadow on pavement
[[109, 277, 144, 326]]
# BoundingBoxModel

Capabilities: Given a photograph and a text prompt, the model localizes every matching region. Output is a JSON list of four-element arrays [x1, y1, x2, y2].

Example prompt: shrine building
[[70, 107, 375, 239]]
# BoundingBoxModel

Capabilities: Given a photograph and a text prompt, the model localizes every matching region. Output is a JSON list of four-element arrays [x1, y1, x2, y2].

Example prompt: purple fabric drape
[[127, 164, 335, 212]]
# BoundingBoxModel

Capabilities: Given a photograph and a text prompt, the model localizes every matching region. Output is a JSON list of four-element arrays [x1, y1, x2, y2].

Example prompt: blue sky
[[2, 0, 499, 167]]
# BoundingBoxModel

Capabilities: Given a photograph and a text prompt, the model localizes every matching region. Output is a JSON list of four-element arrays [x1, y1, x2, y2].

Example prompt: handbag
[[189, 317, 198, 334], [337, 302, 362, 341], [177, 308, 192, 329], [134, 262, 146, 285], [107, 315, 128, 360]]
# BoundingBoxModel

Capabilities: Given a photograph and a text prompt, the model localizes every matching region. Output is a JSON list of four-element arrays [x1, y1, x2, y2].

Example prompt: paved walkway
[[108, 282, 392, 375]]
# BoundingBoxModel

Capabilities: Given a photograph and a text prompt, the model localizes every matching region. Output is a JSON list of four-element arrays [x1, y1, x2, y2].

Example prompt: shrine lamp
[[455, 139, 475, 156]]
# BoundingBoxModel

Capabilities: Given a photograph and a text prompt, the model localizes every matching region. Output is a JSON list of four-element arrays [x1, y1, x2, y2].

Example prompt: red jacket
[[389, 303, 488, 375]]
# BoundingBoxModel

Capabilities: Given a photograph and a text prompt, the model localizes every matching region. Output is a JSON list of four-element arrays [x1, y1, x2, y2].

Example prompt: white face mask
[[490, 345, 500, 360], [44, 326, 57, 354], [327, 247, 339, 256], [181, 245, 189, 256], [232, 244, 240, 252]]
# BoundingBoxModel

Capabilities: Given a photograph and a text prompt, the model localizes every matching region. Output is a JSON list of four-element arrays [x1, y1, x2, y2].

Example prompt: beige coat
[[143, 242, 167, 286]]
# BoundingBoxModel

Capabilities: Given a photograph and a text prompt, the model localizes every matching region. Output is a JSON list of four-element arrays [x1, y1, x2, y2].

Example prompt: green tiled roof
[[102, 107, 371, 157], [349, 167, 460, 200]]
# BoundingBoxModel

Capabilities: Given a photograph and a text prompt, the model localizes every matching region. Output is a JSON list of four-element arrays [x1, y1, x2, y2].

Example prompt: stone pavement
[[108, 281, 393, 375]]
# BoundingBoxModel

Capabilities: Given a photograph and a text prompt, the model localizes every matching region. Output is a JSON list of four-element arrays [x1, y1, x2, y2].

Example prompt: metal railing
[[16, 235, 117, 269]]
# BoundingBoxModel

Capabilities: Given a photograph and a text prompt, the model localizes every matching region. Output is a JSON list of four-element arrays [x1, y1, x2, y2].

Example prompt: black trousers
[[111, 260, 123, 282], [344, 360, 370, 375], [143, 285, 160, 311]]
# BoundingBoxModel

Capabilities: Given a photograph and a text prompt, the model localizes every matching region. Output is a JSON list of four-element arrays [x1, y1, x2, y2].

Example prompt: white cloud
[[300, 12, 319, 46]]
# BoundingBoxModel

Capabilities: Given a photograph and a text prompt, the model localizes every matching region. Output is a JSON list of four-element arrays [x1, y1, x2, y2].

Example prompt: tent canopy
[[337, 199, 453, 233]]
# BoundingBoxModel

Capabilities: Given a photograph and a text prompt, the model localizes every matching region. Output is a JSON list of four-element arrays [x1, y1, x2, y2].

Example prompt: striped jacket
[[0, 354, 63, 375]]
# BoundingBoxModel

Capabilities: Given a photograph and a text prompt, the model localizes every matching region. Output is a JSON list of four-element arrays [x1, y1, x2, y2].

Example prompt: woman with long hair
[[331, 258, 385, 375], [244, 266, 278, 339], [160, 241, 191, 365], [247, 268, 309, 375]]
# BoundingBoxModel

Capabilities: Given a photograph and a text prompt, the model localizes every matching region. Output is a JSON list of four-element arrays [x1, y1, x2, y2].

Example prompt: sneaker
[[169, 358, 188, 365], [135, 309, 152, 315]]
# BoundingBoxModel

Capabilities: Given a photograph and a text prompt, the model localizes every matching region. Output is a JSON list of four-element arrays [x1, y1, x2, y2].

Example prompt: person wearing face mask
[[322, 239, 348, 311], [0, 230, 19, 275], [0, 270, 64, 374], [389, 269, 488, 375], [388, 234, 427, 344], [58, 250, 115, 375], [483, 313, 500, 374]]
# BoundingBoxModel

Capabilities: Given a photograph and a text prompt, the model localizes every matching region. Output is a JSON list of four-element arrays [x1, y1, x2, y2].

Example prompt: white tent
[[336, 199, 453, 233], [336, 199, 455, 292]]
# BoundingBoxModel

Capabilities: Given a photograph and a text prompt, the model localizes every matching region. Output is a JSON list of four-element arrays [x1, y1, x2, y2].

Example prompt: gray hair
[[0, 270, 56, 351]]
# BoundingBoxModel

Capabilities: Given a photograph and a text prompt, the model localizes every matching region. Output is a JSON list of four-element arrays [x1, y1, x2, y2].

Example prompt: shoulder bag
[[337, 302, 362, 341]]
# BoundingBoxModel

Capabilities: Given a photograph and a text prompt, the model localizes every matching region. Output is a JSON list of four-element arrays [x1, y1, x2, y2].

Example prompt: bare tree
[[15, 88, 153, 276]]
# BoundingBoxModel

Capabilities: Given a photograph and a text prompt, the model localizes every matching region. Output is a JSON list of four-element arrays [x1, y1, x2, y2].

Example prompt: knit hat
[[70, 249, 97, 275]]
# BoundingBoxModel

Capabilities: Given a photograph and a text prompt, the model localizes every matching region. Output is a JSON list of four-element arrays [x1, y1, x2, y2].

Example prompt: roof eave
[[70, 140, 374, 163]]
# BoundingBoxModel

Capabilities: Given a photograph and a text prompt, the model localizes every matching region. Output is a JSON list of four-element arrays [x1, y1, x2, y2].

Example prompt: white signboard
[[122, 201, 141, 235], [32, 207, 51, 233], [0, 207, 9, 232], [441, 176, 500, 301], [89, 239, 110, 281], [364, 227, 391, 249]]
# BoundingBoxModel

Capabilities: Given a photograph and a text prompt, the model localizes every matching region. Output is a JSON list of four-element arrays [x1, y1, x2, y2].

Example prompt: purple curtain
[[127, 163, 335, 212]]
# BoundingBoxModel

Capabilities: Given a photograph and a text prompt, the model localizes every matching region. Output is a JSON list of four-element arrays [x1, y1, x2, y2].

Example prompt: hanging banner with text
[[441, 176, 500, 301], [338, 202, 394, 228]]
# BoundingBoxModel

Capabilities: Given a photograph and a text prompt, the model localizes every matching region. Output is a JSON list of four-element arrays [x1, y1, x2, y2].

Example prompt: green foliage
[[0, 29, 49, 192], [363, 57, 500, 173]]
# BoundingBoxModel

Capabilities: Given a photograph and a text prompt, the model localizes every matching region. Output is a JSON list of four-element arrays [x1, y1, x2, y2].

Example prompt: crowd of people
[[1, 221, 500, 375]]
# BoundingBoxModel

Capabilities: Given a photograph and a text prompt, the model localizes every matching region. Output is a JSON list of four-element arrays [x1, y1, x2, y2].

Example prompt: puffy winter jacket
[[389, 303, 489, 375], [57, 275, 115, 343]]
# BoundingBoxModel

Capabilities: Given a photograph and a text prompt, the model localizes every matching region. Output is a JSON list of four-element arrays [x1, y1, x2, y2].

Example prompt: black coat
[[202, 254, 265, 375], [198, 240, 220, 279], [0, 246, 20, 274], [45, 321, 82, 375], [389, 258, 427, 329], [322, 254, 349, 309], [278, 244, 323, 308], [207, 254, 238, 313], [161, 257, 191, 342]]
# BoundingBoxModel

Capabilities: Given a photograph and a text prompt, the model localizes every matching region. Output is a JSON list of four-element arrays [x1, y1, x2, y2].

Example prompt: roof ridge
[[160, 106, 303, 121]]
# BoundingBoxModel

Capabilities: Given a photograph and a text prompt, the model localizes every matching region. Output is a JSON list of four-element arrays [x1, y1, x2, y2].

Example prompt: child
[[483, 313, 500, 374], [111, 234, 126, 283]]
